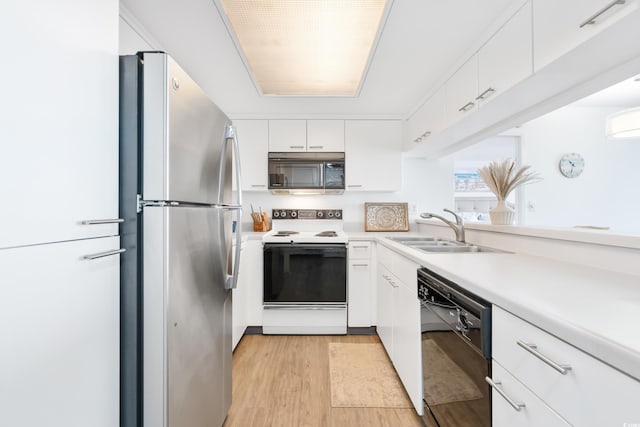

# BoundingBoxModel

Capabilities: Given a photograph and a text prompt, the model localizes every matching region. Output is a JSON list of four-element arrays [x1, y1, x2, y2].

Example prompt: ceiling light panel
[[220, 0, 387, 96]]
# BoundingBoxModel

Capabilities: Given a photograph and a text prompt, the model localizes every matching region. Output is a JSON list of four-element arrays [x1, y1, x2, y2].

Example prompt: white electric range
[[262, 209, 348, 335]]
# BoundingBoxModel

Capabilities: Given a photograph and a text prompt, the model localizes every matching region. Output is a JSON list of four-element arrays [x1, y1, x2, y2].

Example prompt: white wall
[[520, 105, 640, 233], [119, 15, 154, 54], [241, 156, 454, 231]]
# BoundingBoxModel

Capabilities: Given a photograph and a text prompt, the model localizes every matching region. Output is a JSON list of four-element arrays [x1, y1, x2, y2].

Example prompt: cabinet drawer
[[493, 306, 640, 426], [349, 241, 372, 260], [490, 362, 570, 427]]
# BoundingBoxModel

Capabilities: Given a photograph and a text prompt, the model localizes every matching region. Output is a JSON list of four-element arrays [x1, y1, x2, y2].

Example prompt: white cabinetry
[[478, 1, 532, 107], [268, 119, 345, 152], [307, 120, 345, 152], [233, 238, 263, 341], [234, 120, 269, 191], [348, 241, 374, 327], [491, 306, 640, 426], [0, 0, 118, 249], [1, 1, 119, 426], [268, 120, 307, 152], [407, 86, 446, 145], [345, 120, 402, 192], [375, 244, 422, 414], [445, 55, 479, 126], [0, 237, 121, 427], [533, 0, 639, 71]]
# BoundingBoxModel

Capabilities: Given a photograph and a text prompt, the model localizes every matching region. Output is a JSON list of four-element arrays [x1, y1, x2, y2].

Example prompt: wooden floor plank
[[225, 334, 424, 427]]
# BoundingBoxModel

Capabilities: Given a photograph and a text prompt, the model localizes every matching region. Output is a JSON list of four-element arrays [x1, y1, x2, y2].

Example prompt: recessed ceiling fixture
[[218, 0, 388, 96], [606, 107, 640, 139]]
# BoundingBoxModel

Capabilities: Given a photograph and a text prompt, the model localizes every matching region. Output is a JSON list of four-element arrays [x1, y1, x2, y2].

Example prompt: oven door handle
[[264, 304, 347, 310]]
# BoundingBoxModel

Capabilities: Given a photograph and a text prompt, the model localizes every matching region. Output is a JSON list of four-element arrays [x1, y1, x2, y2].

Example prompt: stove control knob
[[273, 211, 280, 218], [280, 210, 287, 218], [317, 211, 324, 218], [335, 211, 342, 218], [290, 211, 297, 218], [327, 211, 334, 218]]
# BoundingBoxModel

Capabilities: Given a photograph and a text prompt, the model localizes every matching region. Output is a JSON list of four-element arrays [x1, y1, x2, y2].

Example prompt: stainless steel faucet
[[420, 209, 466, 243]]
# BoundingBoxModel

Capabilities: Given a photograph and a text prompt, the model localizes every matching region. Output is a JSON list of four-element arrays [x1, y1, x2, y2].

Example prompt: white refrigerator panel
[[142, 53, 231, 205], [0, 0, 118, 249], [0, 237, 120, 427]]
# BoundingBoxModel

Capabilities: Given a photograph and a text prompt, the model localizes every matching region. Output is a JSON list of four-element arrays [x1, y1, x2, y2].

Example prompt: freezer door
[[141, 52, 230, 204], [143, 206, 231, 427]]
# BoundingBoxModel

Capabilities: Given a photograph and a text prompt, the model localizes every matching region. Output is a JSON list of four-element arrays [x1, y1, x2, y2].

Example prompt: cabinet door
[[345, 120, 402, 191], [0, 237, 121, 427], [376, 263, 395, 357], [393, 281, 423, 414], [232, 240, 248, 350], [407, 86, 446, 146], [533, 0, 638, 71], [445, 55, 478, 126], [234, 120, 269, 191], [0, 0, 118, 249], [245, 239, 264, 326], [307, 120, 345, 152], [268, 120, 307, 152], [478, 1, 533, 107], [348, 260, 372, 327], [490, 362, 571, 427]]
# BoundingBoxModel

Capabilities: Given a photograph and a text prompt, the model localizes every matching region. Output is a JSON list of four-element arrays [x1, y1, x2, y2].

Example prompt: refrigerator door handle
[[218, 124, 243, 290]]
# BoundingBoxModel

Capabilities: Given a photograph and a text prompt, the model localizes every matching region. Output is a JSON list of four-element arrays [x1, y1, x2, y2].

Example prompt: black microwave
[[268, 152, 345, 194]]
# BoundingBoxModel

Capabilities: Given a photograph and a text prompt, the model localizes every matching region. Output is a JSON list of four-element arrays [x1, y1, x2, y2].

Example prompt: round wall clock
[[559, 153, 585, 178]]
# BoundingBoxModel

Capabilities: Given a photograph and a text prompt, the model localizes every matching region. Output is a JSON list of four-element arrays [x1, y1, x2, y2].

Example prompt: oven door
[[263, 243, 347, 305]]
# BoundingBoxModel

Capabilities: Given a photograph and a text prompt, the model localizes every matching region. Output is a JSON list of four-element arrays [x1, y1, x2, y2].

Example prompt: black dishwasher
[[418, 267, 492, 427]]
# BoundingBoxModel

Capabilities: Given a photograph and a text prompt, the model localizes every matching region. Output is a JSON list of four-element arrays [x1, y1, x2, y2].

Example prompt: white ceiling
[[573, 74, 640, 108], [120, 0, 518, 119]]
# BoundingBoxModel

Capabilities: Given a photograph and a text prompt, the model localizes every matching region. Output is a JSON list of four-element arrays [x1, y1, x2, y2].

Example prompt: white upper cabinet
[[445, 55, 479, 126], [345, 120, 402, 192], [478, 1, 533, 107], [307, 120, 345, 152], [533, 0, 639, 71], [407, 86, 446, 146], [0, 0, 118, 249], [268, 120, 307, 152], [233, 120, 268, 191], [268, 119, 345, 152]]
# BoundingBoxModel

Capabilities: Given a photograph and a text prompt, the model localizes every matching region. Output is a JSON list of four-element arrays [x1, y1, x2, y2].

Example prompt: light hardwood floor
[[225, 334, 424, 427]]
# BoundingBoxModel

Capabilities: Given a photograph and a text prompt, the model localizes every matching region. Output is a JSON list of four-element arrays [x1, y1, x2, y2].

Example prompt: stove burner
[[272, 231, 299, 237], [315, 231, 338, 237]]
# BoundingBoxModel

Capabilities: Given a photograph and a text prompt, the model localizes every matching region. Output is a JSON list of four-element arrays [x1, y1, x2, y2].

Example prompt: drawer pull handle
[[347, 184, 363, 188], [352, 263, 369, 267], [579, 0, 626, 28], [83, 248, 126, 260], [82, 218, 124, 225], [485, 377, 525, 412], [308, 145, 324, 149], [517, 341, 572, 375], [352, 245, 369, 249], [289, 145, 305, 149], [250, 184, 266, 187]]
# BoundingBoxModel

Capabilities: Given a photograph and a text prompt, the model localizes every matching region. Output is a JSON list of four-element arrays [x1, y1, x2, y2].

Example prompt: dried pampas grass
[[477, 159, 541, 201]]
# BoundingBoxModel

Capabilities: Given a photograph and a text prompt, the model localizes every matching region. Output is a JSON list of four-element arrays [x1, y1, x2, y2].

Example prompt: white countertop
[[347, 231, 640, 382]]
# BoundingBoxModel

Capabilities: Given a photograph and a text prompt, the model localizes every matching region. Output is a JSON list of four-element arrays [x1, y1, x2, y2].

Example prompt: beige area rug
[[328, 343, 412, 408], [422, 339, 483, 405]]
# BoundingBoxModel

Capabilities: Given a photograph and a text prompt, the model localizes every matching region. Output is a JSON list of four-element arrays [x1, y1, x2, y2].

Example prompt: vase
[[489, 200, 515, 225]]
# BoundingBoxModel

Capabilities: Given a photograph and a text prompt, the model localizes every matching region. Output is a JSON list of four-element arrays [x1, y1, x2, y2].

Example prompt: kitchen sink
[[387, 236, 508, 253]]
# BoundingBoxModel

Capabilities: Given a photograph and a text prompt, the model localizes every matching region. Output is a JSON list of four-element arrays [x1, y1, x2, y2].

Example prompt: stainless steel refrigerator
[[119, 52, 242, 427]]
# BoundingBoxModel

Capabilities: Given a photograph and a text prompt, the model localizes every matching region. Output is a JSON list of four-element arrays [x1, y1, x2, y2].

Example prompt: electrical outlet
[[410, 204, 417, 214], [527, 201, 536, 212]]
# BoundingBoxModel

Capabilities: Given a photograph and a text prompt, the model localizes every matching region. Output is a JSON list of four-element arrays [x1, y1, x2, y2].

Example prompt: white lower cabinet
[[491, 306, 640, 426], [0, 237, 120, 427], [232, 238, 263, 348], [348, 241, 373, 327], [490, 362, 571, 427], [376, 246, 423, 415]]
